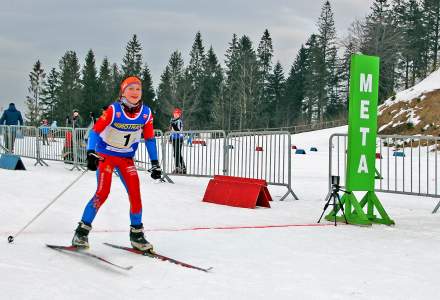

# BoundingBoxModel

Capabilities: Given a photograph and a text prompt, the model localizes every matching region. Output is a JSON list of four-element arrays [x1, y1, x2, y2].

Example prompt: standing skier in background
[[72, 76, 162, 251], [169, 108, 186, 174]]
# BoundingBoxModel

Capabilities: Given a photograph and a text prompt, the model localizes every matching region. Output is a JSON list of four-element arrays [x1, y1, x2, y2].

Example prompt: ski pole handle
[[89, 152, 104, 161]]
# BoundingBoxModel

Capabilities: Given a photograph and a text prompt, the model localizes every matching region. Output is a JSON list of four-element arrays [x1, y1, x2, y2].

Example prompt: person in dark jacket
[[65, 109, 83, 128], [169, 108, 186, 174], [72, 109, 83, 128], [0, 103, 24, 152]]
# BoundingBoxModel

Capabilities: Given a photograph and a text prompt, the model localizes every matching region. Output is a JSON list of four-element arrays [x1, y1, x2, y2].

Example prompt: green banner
[[346, 54, 380, 191]]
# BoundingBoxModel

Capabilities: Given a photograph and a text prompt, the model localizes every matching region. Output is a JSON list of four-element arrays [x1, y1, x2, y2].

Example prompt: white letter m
[[360, 73, 372, 93]]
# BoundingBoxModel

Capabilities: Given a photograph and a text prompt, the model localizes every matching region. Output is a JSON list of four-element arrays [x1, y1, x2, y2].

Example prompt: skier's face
[[123, 84, 142, 104]]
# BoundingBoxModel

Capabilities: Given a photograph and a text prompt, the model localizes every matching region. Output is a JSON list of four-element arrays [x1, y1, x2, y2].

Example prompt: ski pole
[[7, 169, 88, 243]]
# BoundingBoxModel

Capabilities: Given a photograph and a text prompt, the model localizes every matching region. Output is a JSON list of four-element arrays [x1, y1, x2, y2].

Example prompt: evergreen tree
[[235, 35, 260, 130], [57, 50, 82, 125], [25, 60, 46, 125], [141, 64, 156, 110], [407, 0, 429, 84], [223, 34, 240, 130], [156, 66, 173, 129], [393, 0, 428, 87], [110, 63, 122, 101], [362, 0, 400, 102], [168, 51, 185, 101], [267, 61, 285, 127], [340, 39, 356, 109], [316, 0, 338, 121], [122, 34, 143, 77], [81, 49, 99, 123], [40, 67, 60, 122], [422, 0, 440, 70], [98, 57, 114, 108], [303, 34, 321, 124], [392, 0, 410, 89], [257, 29, 274, 127], [156, 51, 187, 127], [201, 46, 223, 129], [284, 45, 308, 126], [186, 32, 206, 128]]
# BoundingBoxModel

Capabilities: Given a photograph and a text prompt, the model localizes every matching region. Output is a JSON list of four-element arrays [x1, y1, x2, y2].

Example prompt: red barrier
[[65, 131, 72, 148], [202, 175, 272, 209], [192, 140, 207, 146]]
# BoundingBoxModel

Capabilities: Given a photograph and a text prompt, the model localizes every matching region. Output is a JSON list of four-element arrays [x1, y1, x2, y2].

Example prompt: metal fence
[[9, 126, 39, 161], [225, 131, 297, 200], [134, 129, 164, 171], [328, 133, 440, 213], [0, 125, 10, 154], [73, 128, 88, 169], [162, 130, 226, 178], [38, 127, 74, 165], [230, 119, 347, 134], [0, 125, 301, 201]]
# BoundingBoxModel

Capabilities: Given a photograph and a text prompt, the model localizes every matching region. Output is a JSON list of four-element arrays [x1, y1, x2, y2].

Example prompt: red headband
[[120, 76, 142, 94]]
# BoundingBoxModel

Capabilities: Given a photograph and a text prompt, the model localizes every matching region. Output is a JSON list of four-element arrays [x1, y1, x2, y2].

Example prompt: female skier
[[72, 76, 162, 251]]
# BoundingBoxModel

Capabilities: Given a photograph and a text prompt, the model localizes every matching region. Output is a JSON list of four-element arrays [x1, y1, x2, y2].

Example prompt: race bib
[[102, 126, 142, 149]]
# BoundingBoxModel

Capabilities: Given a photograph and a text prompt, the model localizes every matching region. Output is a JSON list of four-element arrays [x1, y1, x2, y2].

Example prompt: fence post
[[281, 132, 298, 201], [71, 128, 81, 171], [34, 126, 47, 166], [160, 131, 173, 183], [0, 126, 11, 153], [7, 126, 12, 152], [223, 134, 229, 175]]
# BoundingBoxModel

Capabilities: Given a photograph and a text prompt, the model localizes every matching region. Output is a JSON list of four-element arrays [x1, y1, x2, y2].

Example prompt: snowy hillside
[[1, 126, 440, 300], [378, 68, 440, 135]]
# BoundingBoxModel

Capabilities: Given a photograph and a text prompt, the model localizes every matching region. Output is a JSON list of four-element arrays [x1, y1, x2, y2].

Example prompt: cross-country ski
[[103, 242, 213, 272], [46, 244, 133, 271]]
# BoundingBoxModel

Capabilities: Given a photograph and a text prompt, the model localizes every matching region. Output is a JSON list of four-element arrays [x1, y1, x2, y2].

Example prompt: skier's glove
[[86, 150, 100, 171], [149, 160, 162, 180]]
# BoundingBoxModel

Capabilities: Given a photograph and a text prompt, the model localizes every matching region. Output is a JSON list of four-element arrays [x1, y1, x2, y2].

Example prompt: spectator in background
[[89, 112, 96, 126], [39, 119, 49, 145], [169, 107, 186, 174], [50, 120, 57, 141], [0, 102, 24, 152], [72, 109, 83, 129], [66, 109, 83, 128]]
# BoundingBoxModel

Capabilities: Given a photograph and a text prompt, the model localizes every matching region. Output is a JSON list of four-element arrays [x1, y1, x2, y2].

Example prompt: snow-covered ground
[[1, 126, 439, 300]]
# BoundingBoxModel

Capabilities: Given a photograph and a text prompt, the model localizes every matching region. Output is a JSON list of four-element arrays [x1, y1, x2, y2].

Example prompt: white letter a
[[358, 155, 369, 174]]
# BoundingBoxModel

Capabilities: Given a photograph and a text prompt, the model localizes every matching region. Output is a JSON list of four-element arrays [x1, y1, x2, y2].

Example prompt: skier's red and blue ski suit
[[81, 101, 157, 226]]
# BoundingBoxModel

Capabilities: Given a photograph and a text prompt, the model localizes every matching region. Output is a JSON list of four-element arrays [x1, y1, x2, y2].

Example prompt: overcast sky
[[0, 0, 374, 112]]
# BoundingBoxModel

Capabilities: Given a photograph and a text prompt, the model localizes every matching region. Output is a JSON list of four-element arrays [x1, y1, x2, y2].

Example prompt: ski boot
[[72, 221, 92, 248], [130, 224, 153, 252]]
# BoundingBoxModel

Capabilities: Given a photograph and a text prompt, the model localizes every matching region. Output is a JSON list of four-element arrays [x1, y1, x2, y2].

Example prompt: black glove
[[149, 160, 162, 180], [86, 150, 99, 171]]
